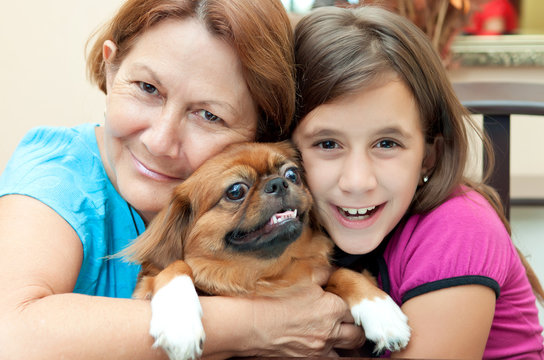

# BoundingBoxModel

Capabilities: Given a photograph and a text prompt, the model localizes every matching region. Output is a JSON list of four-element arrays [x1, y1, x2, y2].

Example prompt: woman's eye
[[138, 82, 158, 95], [225, 183, 248, 201], [196, 110, 222, 123], [376, 139, 399, 149], [284, 167, 300, 184], [317, 140, 338, 150]]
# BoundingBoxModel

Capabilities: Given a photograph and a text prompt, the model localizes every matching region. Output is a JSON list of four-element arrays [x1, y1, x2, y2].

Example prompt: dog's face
[[183, 141, 312, 259], [129, 141, 318, 295]]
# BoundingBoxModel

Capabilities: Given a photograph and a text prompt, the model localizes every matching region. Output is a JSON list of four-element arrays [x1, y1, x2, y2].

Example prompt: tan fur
[[326, 268, 388, 309], [123, 140, 378, 303]]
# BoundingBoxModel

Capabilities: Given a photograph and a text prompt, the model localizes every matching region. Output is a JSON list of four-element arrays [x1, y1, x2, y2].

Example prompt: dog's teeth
[[269, 210, 298, 226]]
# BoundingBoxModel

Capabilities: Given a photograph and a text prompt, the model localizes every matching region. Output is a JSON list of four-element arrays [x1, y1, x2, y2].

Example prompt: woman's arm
[[201, 285, 365, 358], [392, 284, 495, 359], [0, 194, 168, 359], [0, 195, 364, 359]]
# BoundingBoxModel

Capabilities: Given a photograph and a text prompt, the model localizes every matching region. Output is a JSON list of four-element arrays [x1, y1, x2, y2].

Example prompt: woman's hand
[[199, 282, 365, 359], [249, 283, 366, 357]]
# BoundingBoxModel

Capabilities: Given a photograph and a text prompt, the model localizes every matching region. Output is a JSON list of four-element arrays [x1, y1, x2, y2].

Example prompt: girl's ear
[[102, 40, 118, 93], [421, 135, 442, 179]]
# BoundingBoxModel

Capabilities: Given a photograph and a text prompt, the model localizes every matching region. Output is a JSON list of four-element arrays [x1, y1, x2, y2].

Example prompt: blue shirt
[[0, 124, 144, 298]]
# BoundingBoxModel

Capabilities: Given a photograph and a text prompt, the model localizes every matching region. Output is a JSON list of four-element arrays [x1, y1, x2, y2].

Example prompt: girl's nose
[[140, 110, 183, 158], [337, 152, 377, 194]]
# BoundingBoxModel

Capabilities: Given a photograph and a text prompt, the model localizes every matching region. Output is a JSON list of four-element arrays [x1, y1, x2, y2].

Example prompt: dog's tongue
[[268, 209, 297, 225]]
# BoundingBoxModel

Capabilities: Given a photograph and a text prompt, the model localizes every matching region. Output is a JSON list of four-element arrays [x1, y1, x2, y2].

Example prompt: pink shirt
[[383, 188, 543, 359]]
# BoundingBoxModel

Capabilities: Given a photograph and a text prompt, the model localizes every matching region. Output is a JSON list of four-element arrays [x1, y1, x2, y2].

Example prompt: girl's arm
[[0, 195, 363, 359], [392, 284, 495, 359]]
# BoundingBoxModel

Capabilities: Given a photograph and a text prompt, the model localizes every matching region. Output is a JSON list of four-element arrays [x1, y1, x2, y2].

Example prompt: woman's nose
[[141, 111, 183, 158], [337, 152, 377, 194]]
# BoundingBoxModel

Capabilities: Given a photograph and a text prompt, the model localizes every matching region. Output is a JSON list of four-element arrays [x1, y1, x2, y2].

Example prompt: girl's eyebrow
[[374, 126, 412, 139], [306, 129, 337, 138], [305, 125, 411, 140]]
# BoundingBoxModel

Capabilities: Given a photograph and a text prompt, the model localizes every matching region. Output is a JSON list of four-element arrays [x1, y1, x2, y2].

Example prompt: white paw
[[351, 296, 410, 354], [149, 275, 205, 360]]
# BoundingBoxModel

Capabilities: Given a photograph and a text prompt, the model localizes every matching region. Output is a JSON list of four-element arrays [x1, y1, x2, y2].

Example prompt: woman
[[0, 1, 363, 358]]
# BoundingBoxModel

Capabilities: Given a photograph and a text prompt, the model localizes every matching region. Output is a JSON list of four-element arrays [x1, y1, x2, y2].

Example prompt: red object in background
[[464, 0, 518, 35]]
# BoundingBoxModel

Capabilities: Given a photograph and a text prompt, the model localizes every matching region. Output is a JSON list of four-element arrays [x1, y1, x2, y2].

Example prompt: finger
[[312, 266, 333, 286], [341, 309, 355, 323], [333, 323, 366, 350], [325, 348, 339, 357]]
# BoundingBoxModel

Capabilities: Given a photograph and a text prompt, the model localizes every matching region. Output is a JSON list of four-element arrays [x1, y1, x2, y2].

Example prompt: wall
[[448, 66, 544, 199], [521, 0, 544, 34], [0, 1, 123, 172]]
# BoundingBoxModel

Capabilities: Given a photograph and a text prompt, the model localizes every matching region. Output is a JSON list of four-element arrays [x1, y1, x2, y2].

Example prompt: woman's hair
[[86, 0, 295, 141], [294, 5, 505, 226]]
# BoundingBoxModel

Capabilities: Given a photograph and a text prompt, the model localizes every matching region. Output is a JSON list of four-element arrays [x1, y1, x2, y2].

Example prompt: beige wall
[[0, 1, 123, 172], [521, 0, 544, 34]]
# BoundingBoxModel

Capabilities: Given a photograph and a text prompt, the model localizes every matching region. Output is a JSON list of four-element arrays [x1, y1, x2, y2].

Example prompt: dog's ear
[[122, 191, 193, 269]]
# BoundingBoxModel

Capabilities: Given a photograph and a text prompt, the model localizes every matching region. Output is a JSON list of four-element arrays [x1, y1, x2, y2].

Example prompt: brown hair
[[294, 5, 544, 303], [86, 0, 295, 141], [294, 5, 501, 219]]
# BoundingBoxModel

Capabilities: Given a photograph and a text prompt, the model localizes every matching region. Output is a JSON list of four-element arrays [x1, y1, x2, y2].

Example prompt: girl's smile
[[332, 203, 384, 230], [294, 77, 436, 255]]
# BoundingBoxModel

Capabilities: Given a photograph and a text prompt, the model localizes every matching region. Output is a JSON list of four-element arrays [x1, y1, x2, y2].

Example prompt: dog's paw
[[351, 296, 410, 354], [149, 275, 205, 360]]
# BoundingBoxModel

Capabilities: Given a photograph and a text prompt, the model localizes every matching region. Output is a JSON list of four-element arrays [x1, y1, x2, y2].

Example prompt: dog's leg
[[326, 268, 410, 354], [148, 260, 205, 360]]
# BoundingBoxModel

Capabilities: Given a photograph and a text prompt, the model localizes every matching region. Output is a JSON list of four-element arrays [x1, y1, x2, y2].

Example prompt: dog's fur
[[122, 141, 410, 360]]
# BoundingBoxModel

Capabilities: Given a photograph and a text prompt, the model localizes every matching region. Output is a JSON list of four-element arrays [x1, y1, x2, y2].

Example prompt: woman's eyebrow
[[131, 62, 163, 87]]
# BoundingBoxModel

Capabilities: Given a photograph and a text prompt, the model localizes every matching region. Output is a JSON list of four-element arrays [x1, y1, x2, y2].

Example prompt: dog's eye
[[225, 183, 248, 201], [284, 167, 300, 185]]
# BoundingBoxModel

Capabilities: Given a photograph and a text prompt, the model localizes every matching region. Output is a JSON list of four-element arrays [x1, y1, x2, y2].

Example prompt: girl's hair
[[294, 5, 503, 224], [86, 0, 295, 141], [294, 5, 544, 303]]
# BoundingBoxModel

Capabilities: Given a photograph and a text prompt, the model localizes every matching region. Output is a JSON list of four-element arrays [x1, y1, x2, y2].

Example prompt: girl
[[293, 6, 544, 359]]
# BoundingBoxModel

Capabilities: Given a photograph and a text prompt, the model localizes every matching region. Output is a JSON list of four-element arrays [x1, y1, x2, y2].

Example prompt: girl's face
[[98, 18, 258, 222], [294, 79, 433, 254]]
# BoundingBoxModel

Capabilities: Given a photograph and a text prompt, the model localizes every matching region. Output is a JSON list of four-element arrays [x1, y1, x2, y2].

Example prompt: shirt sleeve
[[0, 125, 108, 251], [387, 191, 513, 304]]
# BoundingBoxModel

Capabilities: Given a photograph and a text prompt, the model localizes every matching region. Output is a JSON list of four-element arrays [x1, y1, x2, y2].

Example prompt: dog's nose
[[264, 177, 289, 196]]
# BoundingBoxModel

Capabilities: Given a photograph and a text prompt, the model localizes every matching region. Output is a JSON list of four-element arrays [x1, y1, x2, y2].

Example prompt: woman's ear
[[103, 40, 118, 93], [421, 135, 442, 180]]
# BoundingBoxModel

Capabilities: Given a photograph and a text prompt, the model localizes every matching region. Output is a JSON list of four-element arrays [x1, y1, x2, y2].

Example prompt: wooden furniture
[[453, 81, 544, 219]]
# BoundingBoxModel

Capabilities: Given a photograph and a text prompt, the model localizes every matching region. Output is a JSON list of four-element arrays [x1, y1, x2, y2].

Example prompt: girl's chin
[[335, 240, 381, 255]]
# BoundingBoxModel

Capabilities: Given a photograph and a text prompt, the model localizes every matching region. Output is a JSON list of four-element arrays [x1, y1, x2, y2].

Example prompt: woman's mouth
[[131, 154, 182, 182]]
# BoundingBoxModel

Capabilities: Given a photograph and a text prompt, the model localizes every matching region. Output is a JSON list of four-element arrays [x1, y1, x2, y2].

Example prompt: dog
[[122, 141, 410, 360]]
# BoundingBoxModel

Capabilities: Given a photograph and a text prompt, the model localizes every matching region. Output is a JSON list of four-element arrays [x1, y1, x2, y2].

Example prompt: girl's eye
[[138, 82, 158, 95], [284, 167, 300, 184], [376, 139, 399, 149], [196, 110, 222, 123], [317, 140, 339, 150], [225, 183, 248, 201]]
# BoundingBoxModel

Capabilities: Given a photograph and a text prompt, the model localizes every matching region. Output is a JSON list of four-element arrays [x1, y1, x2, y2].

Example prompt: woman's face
[[98, 18, 258, 222], [294, 80, 433, 254]]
